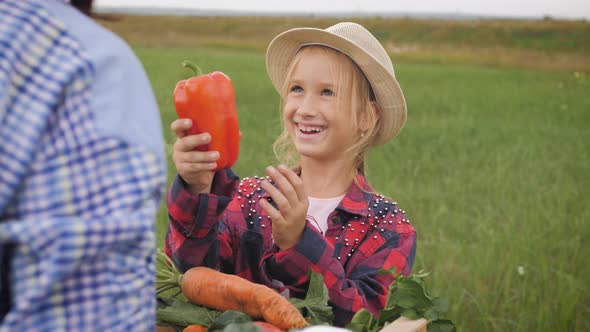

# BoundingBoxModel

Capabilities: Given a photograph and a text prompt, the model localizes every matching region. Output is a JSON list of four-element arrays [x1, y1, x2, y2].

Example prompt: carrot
[[156, 250, 308, 331], [182, 324, 207, 332]]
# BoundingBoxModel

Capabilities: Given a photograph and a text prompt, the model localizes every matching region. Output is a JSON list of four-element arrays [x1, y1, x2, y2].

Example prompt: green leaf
[[378, 266, 399, 276], [376, 307, 401, 326], [220, 323, 263, 332], [157, 296, 175, 309], [428, 319, 456, 332], [432, 297, 450, 314], [290, 303, 333, 324], [156, 296, 221, 327], [393, 270, 430, 295], [345, 322, 369, 332], [400, 308, 419, 320], [289, 270, 334, 325], [424, 307, 439, 321], [410, 270, 431, 279], [347, 308, 374, 329], [392, 279, 432, 310], [305, 270, 329, 304], [208, 310, 252, 331]]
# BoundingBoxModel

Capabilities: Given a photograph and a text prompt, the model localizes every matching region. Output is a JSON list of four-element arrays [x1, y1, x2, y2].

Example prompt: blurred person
[[0, 0, 166, 330], [165, 22, 416, 326]]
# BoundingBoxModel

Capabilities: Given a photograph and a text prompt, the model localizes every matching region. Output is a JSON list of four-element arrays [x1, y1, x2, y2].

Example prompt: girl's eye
[[290, 85, 303, 93], [321, 89, 335, 96]]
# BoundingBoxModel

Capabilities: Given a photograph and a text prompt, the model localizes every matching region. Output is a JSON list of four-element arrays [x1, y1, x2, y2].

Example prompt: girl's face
[[283, 49, 358, 163]]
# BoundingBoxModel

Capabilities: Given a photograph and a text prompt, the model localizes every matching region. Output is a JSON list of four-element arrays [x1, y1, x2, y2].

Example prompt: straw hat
[[266, 22, 407, 144]]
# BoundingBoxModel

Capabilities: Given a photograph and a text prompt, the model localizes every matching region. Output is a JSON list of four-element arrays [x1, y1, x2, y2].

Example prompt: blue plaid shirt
[[0, 0, 166, 331]]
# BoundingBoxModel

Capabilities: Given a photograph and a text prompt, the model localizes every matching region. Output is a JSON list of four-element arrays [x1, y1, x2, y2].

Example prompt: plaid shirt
[[166, 169, 416, 326], [0, 0, 166, 331]]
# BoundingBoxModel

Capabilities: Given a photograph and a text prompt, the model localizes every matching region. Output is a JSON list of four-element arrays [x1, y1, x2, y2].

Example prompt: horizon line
[[93, 5, 590, 21]]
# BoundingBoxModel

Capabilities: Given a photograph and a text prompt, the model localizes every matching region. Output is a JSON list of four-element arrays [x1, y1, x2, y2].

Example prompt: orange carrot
[[182, 324, 207, 332], [156, 250, 308, 331]]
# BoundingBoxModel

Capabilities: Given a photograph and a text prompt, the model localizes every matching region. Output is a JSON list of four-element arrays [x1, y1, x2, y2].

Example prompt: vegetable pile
[[156, 250, 323, 331], [156, 251, 455, 332]]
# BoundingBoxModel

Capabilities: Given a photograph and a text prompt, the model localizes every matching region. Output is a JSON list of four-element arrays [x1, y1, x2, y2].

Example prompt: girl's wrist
[[180, 176, 212, 195], [187, 183, 211, 195]]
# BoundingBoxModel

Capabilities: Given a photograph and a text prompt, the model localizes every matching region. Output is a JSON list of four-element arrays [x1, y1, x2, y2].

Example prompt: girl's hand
[[259, 165, 309, 250], [171, 119, 219, 194]]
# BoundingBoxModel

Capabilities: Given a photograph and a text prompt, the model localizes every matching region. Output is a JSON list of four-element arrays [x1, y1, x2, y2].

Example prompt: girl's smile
[[295, 122, 326, 141]]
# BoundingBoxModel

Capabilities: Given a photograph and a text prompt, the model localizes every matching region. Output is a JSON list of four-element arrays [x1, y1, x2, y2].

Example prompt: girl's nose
[[296, 97, 318, 117]]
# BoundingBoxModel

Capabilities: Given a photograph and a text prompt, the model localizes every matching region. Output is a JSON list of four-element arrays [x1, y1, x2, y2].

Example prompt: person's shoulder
[[365, 190, 416, 235], [1, 1, 77, 60], [41, 1, 136, 61]]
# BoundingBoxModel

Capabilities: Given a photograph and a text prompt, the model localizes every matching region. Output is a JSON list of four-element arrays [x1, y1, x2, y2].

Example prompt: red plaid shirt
[[165, 169, 417, 326]]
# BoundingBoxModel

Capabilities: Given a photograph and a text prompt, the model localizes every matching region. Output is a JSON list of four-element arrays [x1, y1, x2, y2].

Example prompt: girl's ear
[[359, 102, 380, 132]]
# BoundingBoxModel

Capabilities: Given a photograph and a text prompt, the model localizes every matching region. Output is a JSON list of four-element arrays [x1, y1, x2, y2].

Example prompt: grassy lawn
[[102, 15, 589, 331]]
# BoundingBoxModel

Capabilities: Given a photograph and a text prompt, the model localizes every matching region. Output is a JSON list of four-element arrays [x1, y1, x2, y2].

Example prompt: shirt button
[[331, 215, 341, 224]]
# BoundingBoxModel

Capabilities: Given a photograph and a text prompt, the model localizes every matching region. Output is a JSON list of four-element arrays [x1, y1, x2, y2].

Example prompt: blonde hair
[[272, 45, 380, 182]]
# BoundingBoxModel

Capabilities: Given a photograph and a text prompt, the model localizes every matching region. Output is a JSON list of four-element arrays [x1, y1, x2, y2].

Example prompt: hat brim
[[266, 27, 407, 143]]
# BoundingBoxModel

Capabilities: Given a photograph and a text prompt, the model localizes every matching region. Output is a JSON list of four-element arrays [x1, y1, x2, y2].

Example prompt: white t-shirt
[[306, 194, 345, 235]]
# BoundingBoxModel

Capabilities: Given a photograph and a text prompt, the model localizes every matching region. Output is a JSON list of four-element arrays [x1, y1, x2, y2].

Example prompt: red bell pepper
[[173, 61, 240, 171]]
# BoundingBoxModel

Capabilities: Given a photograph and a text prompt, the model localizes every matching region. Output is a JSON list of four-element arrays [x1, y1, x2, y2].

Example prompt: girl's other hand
[[259, 165, 308, 250], [171, 119, 219, 194]]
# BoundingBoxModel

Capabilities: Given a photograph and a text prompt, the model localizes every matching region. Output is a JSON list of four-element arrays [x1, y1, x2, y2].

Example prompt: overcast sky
[[94, 0, 590, 20]]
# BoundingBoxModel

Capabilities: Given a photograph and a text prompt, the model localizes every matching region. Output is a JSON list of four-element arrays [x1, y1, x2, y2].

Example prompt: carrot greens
[[345, 268, 456, 332]]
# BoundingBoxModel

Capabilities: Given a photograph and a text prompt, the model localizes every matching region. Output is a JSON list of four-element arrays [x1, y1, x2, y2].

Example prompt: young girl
[[165, 22, 417, 327]]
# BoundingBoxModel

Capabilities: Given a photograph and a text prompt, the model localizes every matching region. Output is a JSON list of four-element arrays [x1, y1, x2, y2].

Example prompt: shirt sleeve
[[260, 211, 417, 327], [165, 169, 240, 272]]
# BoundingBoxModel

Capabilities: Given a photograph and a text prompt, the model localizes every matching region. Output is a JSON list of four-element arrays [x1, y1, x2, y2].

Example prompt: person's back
[[0, 0, 166, 330]]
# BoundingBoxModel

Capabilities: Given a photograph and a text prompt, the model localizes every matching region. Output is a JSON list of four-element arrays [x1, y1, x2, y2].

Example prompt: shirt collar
[[335, 173, 375, 217]]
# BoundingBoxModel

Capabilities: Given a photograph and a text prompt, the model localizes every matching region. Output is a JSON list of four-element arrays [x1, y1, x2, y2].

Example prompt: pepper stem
[[182, 60, 202, 76]]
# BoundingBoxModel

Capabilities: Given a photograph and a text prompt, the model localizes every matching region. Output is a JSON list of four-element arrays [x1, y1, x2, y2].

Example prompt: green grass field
[[102, 15, 589, 331]]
